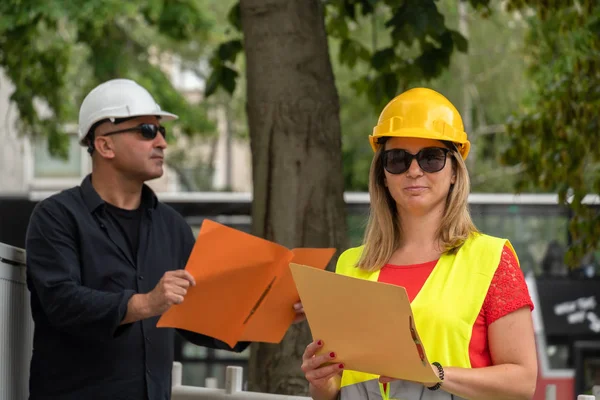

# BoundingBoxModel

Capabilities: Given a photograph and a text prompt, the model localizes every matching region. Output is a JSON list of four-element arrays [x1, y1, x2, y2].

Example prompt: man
[[25, 79, 305, 400]]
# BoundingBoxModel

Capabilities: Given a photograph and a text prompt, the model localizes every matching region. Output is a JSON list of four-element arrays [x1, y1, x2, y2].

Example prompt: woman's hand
[[301, 339, 344, 399], [293, 302, 306, 324]]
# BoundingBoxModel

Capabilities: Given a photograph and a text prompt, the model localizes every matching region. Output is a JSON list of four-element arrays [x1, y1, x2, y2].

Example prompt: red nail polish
[[317, 340, 323, 346], [338, 363, 344, 369], [329, 352, 336, 358]]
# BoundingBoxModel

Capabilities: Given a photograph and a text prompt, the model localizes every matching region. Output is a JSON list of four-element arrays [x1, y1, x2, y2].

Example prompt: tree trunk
[[240, 0, 348, 395], [458, 1, 474, 170]]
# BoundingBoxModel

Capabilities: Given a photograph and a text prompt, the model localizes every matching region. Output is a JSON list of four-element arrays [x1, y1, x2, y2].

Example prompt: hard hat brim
[[78, 110, 179, 146], [369, 128, 470, 160], [154, 111, 179, 121]]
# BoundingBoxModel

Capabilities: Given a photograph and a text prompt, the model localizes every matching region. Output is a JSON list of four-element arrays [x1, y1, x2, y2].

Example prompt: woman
[[301, 88, 538, 400]]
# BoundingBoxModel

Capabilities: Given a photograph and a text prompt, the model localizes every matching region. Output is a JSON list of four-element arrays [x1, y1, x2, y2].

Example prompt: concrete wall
[[0, 69, 27, 193]]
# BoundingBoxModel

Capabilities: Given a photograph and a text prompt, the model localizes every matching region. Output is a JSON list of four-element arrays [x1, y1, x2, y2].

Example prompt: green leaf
[[47, 124, 69, 159], [339, 39, 355, 66], [205, 66, 222, 98], [339, 38, 369, 68], [326, 14, 350, 38], [449, 29, 469, 53], [386, 1, 445, 45], [227, 2, 242, 31], [156, 0, 211, 41], [344, 0, 358, 20], [218, 39, 243, 63], [349, 76, 370, 95], [415, 30, 453, 79], [383, 73, 398, 100], [371, 47, 395, 71], [221, 66, 239, 95], [358, 0, 377, 15]]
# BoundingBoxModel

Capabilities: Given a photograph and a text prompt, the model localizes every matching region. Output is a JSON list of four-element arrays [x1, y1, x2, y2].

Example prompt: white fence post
[[205, 377, 218, 389], [225, 366, 243, 394], [172, 361, 183, 388], [577, 395, 595, 400], [544, 384, 556, 400], [171, 362, 312, 400]]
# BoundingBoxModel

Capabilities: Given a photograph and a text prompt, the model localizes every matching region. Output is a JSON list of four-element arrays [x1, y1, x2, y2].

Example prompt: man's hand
[[145, 270, 196, 316], [293, 301, 306, 324], [121, 270, 196, 325]]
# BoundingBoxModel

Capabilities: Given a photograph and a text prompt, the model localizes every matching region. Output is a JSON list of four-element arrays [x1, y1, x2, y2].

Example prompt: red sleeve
[[483, 244, 534, 326]]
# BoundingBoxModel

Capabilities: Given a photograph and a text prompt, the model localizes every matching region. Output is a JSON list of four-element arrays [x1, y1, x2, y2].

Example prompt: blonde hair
[[356, 143, 478, 271]]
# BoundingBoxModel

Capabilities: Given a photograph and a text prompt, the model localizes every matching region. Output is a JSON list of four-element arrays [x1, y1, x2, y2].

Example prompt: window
[[33, 135, 82, 179], [26, 126, 90, 191]]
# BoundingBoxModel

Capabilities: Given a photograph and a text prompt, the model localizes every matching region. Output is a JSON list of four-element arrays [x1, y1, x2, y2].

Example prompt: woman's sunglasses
[[102, 124, 166, 140], [382, 147, 451, 174]]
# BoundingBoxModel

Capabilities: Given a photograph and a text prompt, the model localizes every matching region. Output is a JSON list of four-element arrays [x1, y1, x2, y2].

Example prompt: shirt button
[[138, 275, 144, 280], [146, 337, 150, 342], [147, 368, 151, 374]]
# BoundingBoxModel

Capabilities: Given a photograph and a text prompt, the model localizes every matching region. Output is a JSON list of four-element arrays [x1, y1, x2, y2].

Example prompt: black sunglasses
[[382, 147, 451, 174], [102, 123, 166, 140]]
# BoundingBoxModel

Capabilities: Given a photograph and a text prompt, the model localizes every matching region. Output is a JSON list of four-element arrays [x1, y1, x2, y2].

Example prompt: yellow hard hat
[[369, 87, 470, 159]]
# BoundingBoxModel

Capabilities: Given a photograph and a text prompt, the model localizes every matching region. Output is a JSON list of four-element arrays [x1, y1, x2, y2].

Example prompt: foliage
[[330, 1, 532, 191], [205, 1, 535, 194], [203, 3, 243, 98], [206, 0, 491, 105], [324, 0, 488, 112], [163, 0, 249, 191], [206, 0, 527, 193], [0, 0, 215, 158], [501, 1, 600, 266]]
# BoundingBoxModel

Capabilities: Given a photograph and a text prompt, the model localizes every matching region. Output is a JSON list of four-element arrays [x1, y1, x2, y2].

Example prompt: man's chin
[[143, 168, 164, 182]]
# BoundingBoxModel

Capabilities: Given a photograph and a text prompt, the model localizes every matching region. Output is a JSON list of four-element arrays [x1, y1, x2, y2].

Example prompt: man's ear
[[94, 137, 116, 159]]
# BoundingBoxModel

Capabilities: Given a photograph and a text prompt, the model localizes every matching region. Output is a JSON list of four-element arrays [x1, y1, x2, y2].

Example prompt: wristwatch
[[427, 362, 444, 391]]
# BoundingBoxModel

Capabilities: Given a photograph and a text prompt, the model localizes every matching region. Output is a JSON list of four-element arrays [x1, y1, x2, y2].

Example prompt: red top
[[378, 244, 534, 368]]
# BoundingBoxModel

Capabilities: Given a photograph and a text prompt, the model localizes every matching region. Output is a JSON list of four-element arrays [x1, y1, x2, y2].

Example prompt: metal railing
[[171, 362, 310, 400], [171, 362, 598, 400], [0, 242, 32, 400]]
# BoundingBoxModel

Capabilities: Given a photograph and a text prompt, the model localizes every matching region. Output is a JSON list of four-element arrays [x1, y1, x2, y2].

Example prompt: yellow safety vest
[[335, 233, 516, 400]]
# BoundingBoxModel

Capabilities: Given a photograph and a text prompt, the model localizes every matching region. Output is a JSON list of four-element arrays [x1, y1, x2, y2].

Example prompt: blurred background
[[0, 0, 599, 399]]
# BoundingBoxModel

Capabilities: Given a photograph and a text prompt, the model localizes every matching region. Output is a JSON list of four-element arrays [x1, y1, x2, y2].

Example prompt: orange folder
[[156, 219, 336, 348]]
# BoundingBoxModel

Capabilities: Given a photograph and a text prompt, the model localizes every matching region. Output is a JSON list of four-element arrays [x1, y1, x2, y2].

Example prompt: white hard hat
[[77, 78, 178, 145]]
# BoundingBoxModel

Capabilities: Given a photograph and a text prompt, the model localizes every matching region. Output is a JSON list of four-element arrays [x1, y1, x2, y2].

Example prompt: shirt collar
[[80, 174, 158, 213]]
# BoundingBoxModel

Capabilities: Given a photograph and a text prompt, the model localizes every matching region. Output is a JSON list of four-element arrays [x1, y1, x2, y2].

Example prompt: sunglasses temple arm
[[104, 127, 138, 136]]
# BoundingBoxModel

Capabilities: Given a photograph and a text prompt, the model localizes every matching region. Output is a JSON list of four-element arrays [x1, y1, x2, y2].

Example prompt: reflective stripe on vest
[[335, 233, 515, 400]]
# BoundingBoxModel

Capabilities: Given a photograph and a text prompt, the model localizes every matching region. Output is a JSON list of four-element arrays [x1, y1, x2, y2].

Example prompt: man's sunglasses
[[102, 124, 166, 140], [382, 147, 451, 174]]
